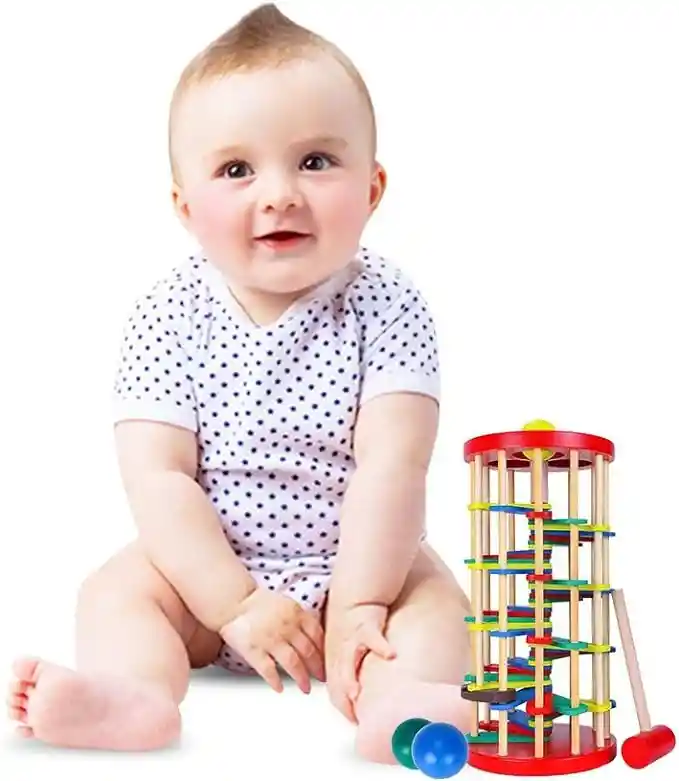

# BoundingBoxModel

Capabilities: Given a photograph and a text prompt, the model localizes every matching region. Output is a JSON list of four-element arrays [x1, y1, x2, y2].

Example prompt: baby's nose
[[260, 174, 303, 212]]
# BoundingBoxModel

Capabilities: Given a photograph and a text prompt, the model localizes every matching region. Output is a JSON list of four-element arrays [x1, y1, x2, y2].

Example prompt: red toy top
[[463, 429, 615, 471]]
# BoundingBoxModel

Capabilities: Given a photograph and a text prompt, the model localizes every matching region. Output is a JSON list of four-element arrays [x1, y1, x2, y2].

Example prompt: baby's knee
[[394, 586, 470, 644], [76, 570, 121, 619], [375, 592, 471, 684], [430, 576, 471, 617], [77, 562, 115, 608], [76, 542, 152, 611]]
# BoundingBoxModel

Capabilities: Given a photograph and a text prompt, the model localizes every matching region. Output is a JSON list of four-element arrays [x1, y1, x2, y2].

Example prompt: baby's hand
[[219, 589, 325, 694], [325, 603, 397, 723]]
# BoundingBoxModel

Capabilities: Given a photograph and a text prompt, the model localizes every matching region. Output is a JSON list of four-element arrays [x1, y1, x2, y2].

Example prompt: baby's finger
[[290, 627, 325, 682], [338, 642, 362, 700], [300, 612, 325, 657], [272, 642, 312, 694], [359, 626, 397, 661], [242, 648, 284, 693], [327, 672, 358, 724]]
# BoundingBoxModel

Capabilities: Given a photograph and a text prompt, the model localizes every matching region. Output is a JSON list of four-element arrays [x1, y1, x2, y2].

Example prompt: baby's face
[[171, 54, 384, 297]]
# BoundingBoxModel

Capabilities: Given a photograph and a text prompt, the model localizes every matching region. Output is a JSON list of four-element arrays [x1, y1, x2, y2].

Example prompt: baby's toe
[[7, 688, 28, 722], [10, 678, 32, 697], [9, 704, 28, 722], [12, 657, 41, 684], [7, 688, 26, 706]]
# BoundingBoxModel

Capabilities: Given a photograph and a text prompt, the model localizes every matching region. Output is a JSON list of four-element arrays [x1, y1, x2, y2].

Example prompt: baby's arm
[[110, 288, 324, 690], [115, 419, 257, 633], [329, 391, 438, 610]]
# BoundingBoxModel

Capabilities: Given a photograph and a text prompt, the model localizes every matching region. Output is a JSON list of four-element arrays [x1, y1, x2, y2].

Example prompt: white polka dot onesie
[[112, 246, 440, 671]]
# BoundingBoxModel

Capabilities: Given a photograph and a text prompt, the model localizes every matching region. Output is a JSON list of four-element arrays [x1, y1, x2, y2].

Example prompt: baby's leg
[[352, 543, 474, 763], [7, 541, 221, 750]]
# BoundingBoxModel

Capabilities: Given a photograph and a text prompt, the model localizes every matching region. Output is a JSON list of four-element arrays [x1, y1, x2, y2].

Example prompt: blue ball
[[411, 722, 469, 778]]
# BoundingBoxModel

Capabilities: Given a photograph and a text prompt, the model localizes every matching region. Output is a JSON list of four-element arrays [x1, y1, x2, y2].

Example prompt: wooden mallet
[[612, 588, 675, 768]]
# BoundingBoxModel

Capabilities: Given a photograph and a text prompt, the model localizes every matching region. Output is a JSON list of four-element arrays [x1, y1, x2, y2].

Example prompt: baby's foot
[[7, 657, 180, 750], [354, 677, 472, 764]]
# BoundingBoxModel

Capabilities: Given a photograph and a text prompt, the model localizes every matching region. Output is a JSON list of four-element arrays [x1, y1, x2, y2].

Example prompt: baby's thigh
[[78, 539, 221, 667]]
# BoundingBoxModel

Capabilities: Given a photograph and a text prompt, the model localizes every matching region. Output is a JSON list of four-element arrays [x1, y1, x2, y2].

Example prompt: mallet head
[[621, 725, 675, 769]]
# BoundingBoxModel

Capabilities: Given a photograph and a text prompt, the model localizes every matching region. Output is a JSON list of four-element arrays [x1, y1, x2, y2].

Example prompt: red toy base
[[469, 725, 616, 776]]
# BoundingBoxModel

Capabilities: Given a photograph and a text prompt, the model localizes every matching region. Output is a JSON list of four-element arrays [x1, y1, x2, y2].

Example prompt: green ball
[[392, 718, 431, 769]]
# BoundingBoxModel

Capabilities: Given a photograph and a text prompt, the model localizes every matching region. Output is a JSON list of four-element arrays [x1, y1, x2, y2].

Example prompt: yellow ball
[[522, 419, 554, 460], [522, 419, 555, 432]]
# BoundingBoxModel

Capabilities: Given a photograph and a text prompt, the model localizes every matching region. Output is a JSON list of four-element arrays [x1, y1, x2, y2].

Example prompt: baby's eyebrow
[[296, 135, 348, 150], [204, 145, 245, 164]]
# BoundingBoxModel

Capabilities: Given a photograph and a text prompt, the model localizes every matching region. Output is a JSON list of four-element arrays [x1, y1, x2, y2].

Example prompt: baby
[[7, 3, 472, 762]]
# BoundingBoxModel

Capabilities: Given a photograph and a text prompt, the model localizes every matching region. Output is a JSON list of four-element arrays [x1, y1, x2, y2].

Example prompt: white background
[[1, 0, 678, 778]]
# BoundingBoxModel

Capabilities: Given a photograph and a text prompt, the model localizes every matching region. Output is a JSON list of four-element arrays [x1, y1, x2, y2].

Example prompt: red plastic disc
[[469, 725, 616, 775], [463, 430, 614, 471]]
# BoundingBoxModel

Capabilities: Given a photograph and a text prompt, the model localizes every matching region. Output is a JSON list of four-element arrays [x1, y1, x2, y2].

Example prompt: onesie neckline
[[198, 253, 361, 331]]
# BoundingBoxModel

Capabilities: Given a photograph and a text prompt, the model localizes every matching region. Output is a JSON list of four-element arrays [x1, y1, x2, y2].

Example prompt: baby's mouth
[[255, 230, 312, 248], [258, 230, 309, 240]]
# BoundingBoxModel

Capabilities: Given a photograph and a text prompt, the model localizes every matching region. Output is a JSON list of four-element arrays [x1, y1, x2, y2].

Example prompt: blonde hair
[[168, 3, 376, 183]]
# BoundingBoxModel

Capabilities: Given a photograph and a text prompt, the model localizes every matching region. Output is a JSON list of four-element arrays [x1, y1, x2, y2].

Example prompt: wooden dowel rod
[[569, 449, 581, 754], [593, 456, 605, 746], [508, 471, 516, 659], [481, 465, 491, 724], [532, 451, 545, 758], [603, 459, 611, 738], [590, 465, 596, 734], [470, 456, 483, 735], [498, 450, 509, 756]]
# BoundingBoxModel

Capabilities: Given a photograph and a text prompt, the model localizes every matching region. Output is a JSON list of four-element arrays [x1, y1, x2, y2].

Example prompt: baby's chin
[[249, 275, 327, 298], [248, 259, 349, 296]]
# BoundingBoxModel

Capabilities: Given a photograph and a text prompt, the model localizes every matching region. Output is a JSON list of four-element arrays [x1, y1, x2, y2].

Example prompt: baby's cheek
[[188, 185, 245, 242], [318, 184, 371, 235]]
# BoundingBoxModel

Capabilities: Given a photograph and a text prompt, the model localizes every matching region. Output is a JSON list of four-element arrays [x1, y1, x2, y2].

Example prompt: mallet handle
[[612, 589, 651, 732]]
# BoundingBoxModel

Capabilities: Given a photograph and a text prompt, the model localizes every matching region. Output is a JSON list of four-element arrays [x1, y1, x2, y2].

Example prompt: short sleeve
[[112, 290, 198, 432], [359, 288, 440, 406]]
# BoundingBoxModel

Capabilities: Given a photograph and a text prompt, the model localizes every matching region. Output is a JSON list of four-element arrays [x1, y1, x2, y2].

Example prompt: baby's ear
[[369, 162, 387, 213], [171, 184, 192, 229]]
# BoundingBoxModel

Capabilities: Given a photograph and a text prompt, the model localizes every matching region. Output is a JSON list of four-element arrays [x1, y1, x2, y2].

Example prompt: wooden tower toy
[[460, 420, 674, 775]]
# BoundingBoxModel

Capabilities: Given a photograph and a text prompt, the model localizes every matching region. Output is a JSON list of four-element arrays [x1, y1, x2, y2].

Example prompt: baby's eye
[[300, 153, 335, 171], [221, 160, 253, 178]]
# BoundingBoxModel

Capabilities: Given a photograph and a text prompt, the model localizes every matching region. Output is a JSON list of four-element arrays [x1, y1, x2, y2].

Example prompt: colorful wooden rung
[[489, 685, 554, 712], [537, 579, 611, 590], [485, 663, 548, 676], [465, 616, 553, 632], [478, 720, 548, 740], [465, 558, 553, 571], [482, 549, 554, 562], [552, 694, 589, 717], [484, 607, 552, 619], [582, 698, 616, 713], [490, 569, 551, 577], [465, 672, 552, 690], [529, 529, 615, 541], [528, 521, 612, 533], [468, 502, 553, 513], [545, 636, 589, 651], [509, 710, 555, 731], [470, 724, 538, 743]]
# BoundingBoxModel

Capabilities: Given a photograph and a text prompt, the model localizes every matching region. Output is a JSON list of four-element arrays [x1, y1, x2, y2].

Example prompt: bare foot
[[354, 677, 472, 764], [7, 657, 181, 750]]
